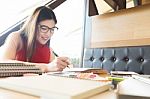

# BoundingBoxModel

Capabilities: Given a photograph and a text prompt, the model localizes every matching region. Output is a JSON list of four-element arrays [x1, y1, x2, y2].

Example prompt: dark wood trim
[[47, 0, 66, 10], [89, 0, 99, 16]]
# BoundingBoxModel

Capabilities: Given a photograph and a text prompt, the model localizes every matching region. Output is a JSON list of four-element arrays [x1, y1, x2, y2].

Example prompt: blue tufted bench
[[83, 46, 150, 74]]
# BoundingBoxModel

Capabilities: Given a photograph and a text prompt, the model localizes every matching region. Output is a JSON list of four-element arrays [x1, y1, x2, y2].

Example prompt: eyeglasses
[[38, 24, 58, 33]]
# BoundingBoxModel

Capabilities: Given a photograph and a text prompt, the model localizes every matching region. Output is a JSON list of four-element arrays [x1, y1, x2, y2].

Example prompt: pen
[[52, 51, 70, 68]]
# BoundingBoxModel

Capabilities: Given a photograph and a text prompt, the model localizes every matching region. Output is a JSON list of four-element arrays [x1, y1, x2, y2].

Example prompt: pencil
[[52, 51, 70, 68]]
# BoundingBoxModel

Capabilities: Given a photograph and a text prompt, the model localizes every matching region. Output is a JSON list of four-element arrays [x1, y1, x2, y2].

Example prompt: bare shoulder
[[7, 31, 23, 43], [5, 31, 23, 49], [8, 31, 21, 39]]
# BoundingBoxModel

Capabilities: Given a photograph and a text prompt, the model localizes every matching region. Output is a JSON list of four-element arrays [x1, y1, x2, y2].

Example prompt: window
[[0, 0, 50, 34], [51, 0, 84, 67]]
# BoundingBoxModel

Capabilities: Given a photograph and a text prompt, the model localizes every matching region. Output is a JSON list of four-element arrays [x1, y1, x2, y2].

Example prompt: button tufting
[[99, 57, 104, 61], [140, 58, 144, 62], [124, 57, 129, 62], [111, 57, 116, 62], [90, 56, 94, 61], [83, 47, 150, 74], [113, 57, 116, 61]]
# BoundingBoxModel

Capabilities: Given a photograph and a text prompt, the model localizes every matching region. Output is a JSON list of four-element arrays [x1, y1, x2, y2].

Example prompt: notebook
[[0, 75, 111, 99], [0, 63, 42, 77], [63, 68, 108, 74], [132, 75, 150, 85], [47, 68, 108, 78], [110, 71, 138, 77], [117, 78, 150, 99]]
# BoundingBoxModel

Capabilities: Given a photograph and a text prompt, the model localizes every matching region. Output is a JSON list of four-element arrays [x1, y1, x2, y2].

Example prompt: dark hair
[[37, 6, 57, 24], [20, 6, 57, 62]]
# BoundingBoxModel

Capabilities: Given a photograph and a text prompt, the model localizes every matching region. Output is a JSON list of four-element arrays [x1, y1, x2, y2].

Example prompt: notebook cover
[[0, 75, 111, 99]]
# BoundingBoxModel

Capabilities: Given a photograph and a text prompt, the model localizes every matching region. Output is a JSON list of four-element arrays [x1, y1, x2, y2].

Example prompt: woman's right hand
[[47, 56, 70, 72], [34, 57, 70, 72]]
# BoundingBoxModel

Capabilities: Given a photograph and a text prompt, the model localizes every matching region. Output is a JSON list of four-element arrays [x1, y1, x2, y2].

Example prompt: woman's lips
[[42, 37, 49, 40]]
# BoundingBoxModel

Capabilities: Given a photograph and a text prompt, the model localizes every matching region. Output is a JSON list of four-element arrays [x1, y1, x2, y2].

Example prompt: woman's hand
[[47, 57, 70, 72], [34, 57, 70, 72]]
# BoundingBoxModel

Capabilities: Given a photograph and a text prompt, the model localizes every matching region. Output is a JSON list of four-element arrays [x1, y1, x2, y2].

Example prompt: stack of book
[[0, 63, 42, 77]]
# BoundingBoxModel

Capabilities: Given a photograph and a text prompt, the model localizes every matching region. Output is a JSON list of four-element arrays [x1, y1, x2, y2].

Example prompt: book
[[132, 75, 150, 85], [63, 68, 108, 74], [0, 63, 42, 77], [110, 71, 138, 77], [0, 75, 111, 99], [117, 78, 150, 99]]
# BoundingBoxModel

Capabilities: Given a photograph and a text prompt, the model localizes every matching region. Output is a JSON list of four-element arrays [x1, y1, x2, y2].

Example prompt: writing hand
[[48, 57, 70, 71]]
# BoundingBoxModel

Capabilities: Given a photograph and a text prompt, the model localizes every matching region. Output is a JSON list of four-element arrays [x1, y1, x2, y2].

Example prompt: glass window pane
[[0, 0, 49, 33], [51, 0, 84, 67]]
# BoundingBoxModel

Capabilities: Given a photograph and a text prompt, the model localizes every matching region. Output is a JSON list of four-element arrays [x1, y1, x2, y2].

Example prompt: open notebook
[[0, 75, 111, 99], [47, 68, 108, 78]]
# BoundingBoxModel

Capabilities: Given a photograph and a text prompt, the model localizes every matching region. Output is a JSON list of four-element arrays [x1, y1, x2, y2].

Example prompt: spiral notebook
[[0, 63, 42, 77]]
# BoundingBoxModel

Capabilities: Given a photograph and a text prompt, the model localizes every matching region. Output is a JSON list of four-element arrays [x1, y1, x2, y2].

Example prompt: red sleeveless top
[[16, 41, 50, 63]]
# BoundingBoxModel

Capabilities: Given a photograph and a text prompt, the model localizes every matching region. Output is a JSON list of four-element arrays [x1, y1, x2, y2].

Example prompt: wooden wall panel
[[91, 4, 150, 48], [142, 0, 150, 5]]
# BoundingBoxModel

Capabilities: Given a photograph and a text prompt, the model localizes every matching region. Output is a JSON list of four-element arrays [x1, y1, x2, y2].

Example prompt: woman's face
[[37, 19, 56, 45]]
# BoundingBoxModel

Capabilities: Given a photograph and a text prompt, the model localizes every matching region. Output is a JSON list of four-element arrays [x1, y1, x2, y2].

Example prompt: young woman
[[0, 6, 69, 72]]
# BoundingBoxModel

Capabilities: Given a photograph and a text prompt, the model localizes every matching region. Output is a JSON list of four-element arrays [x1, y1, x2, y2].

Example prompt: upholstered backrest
[[83, 46, 150, 74]]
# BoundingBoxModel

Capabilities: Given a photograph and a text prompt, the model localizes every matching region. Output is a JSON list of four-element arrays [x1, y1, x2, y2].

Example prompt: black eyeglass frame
[[38, 24, 58, 33]]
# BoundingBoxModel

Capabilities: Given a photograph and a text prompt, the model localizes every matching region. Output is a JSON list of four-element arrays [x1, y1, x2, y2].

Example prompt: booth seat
[[83, 46, 150, 74]]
